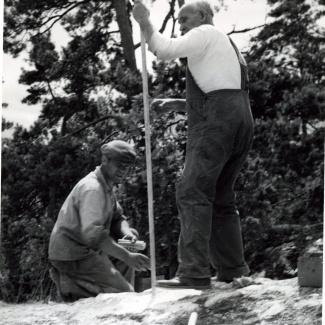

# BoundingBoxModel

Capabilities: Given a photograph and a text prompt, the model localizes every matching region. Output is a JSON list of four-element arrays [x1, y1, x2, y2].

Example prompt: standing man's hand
[[133, 0, 150, 23], [132, 0, 155, 42], [150, 99, 167, 113], [151, 98, 187, 113]]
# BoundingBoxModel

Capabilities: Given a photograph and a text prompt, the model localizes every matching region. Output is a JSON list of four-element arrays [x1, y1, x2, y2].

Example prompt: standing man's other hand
[[151, 98, 187, 113], [150, 99, 165, 113]]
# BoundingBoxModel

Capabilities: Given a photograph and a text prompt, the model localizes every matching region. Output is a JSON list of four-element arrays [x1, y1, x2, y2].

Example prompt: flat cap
[[101, 140, 136, 164]]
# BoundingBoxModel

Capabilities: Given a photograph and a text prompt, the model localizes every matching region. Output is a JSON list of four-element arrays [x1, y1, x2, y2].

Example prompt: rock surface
[[0, 277, 322, 325]]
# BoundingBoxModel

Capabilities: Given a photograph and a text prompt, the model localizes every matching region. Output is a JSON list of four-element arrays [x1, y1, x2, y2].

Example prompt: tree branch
[[46, 80, 59, 104], [271, 192, 307, 207], [228, 24, 266, 35], [101, 130, 120, 144], [69, 114, 124, 136], [33, 0, 92, 37], [159, 0, 177, 34]]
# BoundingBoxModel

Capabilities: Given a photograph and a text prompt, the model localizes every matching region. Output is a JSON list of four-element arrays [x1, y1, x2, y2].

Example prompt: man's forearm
[[138, 18, 155, 43], [169, 99, 186, 112], [111, 219, 135, 238], [119, 220, 135, 237], [151, 98, 187, 113], [100, 236, 130, 262], [100, 235, 150, 272]]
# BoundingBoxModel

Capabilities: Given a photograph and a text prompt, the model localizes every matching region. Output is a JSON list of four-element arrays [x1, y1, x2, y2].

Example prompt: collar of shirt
[[94, 166, 113, 193]]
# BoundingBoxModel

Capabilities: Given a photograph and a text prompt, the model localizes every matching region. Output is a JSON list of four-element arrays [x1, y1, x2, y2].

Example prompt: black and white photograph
[[1, 0, 324, 324]]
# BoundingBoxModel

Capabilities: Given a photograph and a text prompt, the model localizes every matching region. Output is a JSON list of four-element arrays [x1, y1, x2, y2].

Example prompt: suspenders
[[228, 37, 249, 93], [185, 35, 250, 94]]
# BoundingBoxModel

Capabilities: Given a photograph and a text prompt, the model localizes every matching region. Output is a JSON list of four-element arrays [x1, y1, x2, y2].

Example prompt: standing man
[[49, 140, 150, 301], [133, 0, 254, 289]]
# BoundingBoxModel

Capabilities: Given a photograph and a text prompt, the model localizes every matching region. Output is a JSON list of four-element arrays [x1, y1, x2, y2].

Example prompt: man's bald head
[[180, 1, 214, 25]]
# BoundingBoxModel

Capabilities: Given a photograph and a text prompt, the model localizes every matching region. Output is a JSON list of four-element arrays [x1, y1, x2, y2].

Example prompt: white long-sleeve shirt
[[148, 24, 241, 93]]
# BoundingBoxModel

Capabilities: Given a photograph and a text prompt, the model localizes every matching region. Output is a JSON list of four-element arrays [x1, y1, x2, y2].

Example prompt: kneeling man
[[49, 140, 150, 301]]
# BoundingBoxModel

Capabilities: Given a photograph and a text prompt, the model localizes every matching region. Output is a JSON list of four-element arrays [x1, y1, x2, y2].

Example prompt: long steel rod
[[140, 31, 156, 296], [188, 312, 198, 325]]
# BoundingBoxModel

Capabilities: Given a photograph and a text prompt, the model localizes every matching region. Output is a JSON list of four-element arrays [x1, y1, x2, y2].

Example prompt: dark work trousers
[[176, 63, 254, 281], [50, 250, 134, 299]]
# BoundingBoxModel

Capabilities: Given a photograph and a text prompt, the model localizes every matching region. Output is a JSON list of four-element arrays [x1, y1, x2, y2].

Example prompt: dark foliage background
[[1, 0, 324, 302]]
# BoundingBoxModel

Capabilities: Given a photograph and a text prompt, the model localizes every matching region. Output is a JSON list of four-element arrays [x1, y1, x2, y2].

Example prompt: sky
[[1, 0, 270, 136]]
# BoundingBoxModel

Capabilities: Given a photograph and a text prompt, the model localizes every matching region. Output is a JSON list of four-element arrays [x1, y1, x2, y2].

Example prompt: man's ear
[[200, 12, 205, 22], [101, 155, 108, 165]]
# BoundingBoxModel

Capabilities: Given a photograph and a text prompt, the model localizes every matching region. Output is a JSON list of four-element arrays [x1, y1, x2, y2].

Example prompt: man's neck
[[99, 165, 114, 188]]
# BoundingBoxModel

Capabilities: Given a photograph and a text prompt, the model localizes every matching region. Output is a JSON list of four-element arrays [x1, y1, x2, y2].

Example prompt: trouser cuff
[[217, 264, 250, 282]]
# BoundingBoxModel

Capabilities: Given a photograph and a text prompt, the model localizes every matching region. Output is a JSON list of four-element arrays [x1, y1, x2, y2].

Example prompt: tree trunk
[[114, 0, 137, 71], [47, 187, 56, 221]]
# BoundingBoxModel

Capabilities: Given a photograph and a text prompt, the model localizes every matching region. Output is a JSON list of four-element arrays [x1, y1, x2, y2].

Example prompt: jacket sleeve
[[78, 188, 110, 249]]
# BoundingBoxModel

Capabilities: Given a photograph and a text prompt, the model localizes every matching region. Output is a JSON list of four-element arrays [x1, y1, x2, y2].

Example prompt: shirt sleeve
[[148, 26, 212, 60], [78, 188, 110, 248]]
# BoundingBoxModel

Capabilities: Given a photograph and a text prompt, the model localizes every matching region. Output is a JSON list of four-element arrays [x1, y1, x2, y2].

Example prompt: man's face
[[105, 158, 131, 183], [178, 6, 204, 35]]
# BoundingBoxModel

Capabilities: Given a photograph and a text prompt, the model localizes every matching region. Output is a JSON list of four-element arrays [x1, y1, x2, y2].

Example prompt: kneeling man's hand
[[127, 252, 150, 271]]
